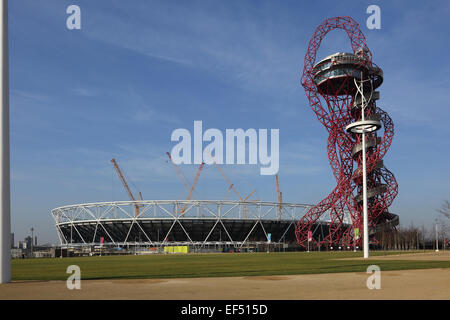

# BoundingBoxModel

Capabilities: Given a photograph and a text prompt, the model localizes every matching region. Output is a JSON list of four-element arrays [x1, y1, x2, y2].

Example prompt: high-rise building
[[25, 236, 32, 249]]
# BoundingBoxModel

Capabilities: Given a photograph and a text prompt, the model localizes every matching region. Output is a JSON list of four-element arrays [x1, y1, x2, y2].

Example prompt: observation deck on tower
[[312, 52, 383, 96]]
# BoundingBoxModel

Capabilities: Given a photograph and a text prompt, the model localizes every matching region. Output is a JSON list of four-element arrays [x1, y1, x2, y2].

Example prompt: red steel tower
[[295, 16, 398, 248]]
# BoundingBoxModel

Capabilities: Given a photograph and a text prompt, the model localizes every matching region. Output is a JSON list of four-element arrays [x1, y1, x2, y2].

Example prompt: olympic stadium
[[51, 199, 354, 251]]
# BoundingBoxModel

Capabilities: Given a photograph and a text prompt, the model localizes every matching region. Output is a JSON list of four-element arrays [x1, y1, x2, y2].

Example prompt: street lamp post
[[345, 72, 381, 259], [435, 219, 439, 252], [361, 85, 369, 259], [0, 0, 9, 284]]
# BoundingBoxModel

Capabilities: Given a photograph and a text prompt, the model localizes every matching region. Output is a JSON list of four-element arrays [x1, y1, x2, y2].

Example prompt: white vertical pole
[[361, 73, 369, 259], [435, 220, 439, 252], [0, 0, 10, 284], [362, 130, 369, 258]]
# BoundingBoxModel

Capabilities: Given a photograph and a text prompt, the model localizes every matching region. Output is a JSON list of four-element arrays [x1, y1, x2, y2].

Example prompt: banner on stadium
[[164, 246, 189, 254]]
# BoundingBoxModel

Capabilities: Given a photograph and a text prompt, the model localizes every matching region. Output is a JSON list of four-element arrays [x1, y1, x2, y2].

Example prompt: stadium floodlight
[[0, 0, 10, 284]]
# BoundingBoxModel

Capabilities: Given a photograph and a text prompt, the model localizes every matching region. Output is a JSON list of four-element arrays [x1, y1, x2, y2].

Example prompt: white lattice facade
[[51, 200, 342, 248]]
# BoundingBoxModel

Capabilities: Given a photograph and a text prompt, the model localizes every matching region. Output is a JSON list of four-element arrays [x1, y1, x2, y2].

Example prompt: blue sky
[[9, 0, 450, 244]]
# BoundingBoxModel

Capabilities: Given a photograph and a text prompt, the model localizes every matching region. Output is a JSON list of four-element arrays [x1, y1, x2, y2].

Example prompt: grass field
[[11, 251, 450, 281]]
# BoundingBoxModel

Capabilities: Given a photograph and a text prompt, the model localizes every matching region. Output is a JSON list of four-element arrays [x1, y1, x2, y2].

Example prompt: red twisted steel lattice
[[295, 17, 398, 248]]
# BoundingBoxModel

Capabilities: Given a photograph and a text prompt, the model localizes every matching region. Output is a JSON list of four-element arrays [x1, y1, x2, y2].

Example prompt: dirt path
[[338, 251, 450, 261], [1, 268, 449, 300]]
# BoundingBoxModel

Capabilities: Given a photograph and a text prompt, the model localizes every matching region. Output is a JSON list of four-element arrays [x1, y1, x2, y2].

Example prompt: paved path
[[1, 267, 449, 300]]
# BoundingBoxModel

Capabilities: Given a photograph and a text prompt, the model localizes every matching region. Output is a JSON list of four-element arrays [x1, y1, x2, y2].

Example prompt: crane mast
[[111, 158, 141, 217], [275, 174, 282, 220], [166, 152, 190, 192], [210, 157, 255, 218], [181, 162, 204, 216], [166, 152, 205, 216]]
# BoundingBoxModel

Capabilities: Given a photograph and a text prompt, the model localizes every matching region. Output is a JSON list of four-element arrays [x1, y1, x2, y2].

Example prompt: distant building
[[32, 246, 55, 258], [10, 233, 14, 249], [25, 236, 32, 249], [18, 240, 27, 250], [11, 248, 24, 259]]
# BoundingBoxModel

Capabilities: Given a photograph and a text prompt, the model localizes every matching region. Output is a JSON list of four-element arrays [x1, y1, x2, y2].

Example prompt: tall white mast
[[0, 0, 10, 284]]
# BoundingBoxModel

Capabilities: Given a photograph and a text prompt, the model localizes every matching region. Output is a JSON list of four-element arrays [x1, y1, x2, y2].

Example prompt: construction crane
[[181, 162, 205, 216], [209, 156, 256, 218], [166, 151, 205, 216], [111, 158, 142, 217], [224, 184, 233, 200], [275, 174, 282, 220], [241, 189, 257, 219], [166, 152, 190, 192]]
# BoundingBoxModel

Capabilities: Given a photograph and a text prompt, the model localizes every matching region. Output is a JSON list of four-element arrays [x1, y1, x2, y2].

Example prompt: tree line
[[374, 200, 449, 250]]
